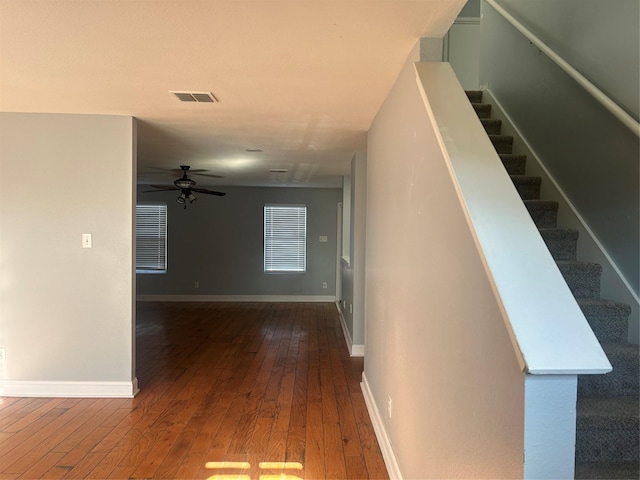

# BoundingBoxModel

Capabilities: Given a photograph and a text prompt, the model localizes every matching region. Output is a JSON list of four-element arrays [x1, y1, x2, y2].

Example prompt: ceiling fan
[[143, 165, 226, 208]]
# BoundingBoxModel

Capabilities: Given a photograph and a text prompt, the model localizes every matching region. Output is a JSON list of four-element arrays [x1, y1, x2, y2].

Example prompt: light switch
[[319, 235, 328, 242], [82, 233, 92, 248]]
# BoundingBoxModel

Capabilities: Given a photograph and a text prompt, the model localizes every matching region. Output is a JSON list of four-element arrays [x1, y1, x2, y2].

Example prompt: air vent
[[170, 91, 218, 103]]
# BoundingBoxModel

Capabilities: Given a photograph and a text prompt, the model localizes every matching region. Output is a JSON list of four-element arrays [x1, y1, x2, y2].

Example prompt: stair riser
[[482, 121, 502, 135], [500, 155, 526, 175], [473, 104, 491, 118], [579, 347, 640, 397], [579, 369, 640, 397], [557, 265, 602, 298], [583, 315, 630, 343], [575, 429, 639, 463], [525, 202, 558, 228], [491, 140, 513, 154], [466, 91, 483, 103], [512, 179, 541, 200], [541, 235, 578, 261], [579, 301, 632, 343]]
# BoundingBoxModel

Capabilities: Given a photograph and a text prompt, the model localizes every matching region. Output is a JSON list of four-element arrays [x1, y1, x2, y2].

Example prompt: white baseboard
[[335, 302, 365, 357], [137, 294, 337, 303], [361, 373, 403, 479], [0, 378, 139, 398], [351, 344, 365, 357]]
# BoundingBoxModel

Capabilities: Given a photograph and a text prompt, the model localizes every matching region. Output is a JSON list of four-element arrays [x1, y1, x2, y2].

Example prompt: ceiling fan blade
[[192, 187, 226, 196], [189, 171, 224, 178], [141, 185, 179, 192], [141, 188, 179, 193]]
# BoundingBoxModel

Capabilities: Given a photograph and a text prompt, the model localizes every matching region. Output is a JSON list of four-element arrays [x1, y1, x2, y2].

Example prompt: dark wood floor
[[0, 302, 389, 479]]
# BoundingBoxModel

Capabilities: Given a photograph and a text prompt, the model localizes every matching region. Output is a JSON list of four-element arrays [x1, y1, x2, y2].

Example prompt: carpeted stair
[[466, 90, 639, 479]]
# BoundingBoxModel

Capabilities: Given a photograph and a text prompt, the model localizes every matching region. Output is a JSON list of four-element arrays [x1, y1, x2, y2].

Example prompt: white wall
[[0, 113, 137, 397], [363, 43, 524, 478]]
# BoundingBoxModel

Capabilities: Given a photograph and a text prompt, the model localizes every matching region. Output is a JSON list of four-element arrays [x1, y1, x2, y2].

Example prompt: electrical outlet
[[322, 282, 327, 289], [388, 395, 393, 418], [0, 348, 5, 362]]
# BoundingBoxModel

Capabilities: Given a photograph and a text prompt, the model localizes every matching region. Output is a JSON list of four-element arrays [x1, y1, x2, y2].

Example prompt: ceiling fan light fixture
[[174, 178, 196, 189], [176, 195, 186, 204], [188, 194, 197, 203]]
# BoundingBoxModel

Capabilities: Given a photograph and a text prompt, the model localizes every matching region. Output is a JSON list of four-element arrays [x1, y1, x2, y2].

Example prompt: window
[[136, 203, 167, 274], [264, 204, 307, 272]]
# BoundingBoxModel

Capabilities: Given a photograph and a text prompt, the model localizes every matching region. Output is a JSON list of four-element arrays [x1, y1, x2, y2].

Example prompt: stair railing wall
[[479, 1, 640, 342], [415, 62, 611, 478]]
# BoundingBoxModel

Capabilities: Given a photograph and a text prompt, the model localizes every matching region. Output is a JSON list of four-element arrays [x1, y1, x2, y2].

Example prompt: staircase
[[466, 90, 640, 479]]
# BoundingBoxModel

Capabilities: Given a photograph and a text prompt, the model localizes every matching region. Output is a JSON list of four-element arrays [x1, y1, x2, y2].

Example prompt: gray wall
[[338, 151, 367, 349], [495, 0, 639, 119], [480, 0, 640, 294], [137, 186, 342, 297], [0, 113, 136, 390]]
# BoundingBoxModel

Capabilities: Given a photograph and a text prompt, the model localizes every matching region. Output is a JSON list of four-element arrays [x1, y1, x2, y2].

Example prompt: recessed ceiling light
[[170, 91, 218, 103], [246, 148, 262, 152], [269, 168, 288, 173]]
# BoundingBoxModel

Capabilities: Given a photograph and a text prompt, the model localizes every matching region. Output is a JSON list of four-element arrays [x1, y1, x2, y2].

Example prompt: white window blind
[[264, 205, 307, 272], [136, 203, 167, 273]]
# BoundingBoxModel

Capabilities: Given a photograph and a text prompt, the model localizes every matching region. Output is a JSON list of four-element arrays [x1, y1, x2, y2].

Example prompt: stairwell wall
[[478, 1, 640, 330], [363, 42, 524, 478]]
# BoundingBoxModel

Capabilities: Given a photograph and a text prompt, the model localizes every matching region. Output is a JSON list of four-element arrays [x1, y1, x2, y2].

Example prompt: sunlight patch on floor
[[205, 460, 303, 480]]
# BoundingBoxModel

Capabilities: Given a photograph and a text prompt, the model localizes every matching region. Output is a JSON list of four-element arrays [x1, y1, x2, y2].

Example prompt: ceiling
[[0, 0, 464, 188]]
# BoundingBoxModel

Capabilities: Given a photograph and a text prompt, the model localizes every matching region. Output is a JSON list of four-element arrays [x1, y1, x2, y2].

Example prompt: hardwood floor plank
[[351, 392, 389, 479], [335, 385, 364, 458], [324, 420, 348, 480], [17, 452, 65, 480], [304, 401, 325, 480], [63, 451, 107, 479], [0, 302, 388, 479]]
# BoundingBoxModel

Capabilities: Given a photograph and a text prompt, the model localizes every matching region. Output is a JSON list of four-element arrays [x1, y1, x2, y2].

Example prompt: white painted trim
[[136, 295, 336, 303], [524, 374, 577, 479], [351, 344, 365, 357], [0, 378, 139, 398], [485, 0, 640, 137], [335, 302, 365, 357], [415, 63, 611, 374], [453, 16, 481, 25], [361, 373, 403, 480], [484, 88, 640, 344]]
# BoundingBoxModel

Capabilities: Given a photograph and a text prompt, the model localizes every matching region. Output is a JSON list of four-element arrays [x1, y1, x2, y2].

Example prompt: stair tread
[[577, 396, 639, 427], [556, 260, 603, 269], [577, 297, 633, 316], [538, 227, 579, 236], [510, 175, 542, 183], [601, 342, 640, 357], [575, 461, 640, 479], [489, 134, 513, 141]]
